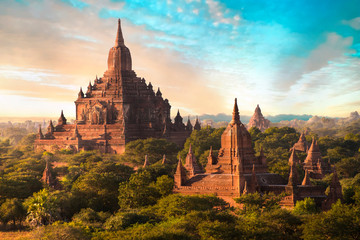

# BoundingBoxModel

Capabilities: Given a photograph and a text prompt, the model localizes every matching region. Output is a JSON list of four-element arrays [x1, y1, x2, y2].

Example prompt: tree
[[336, 156, 360, 178], [154, 175, 174, 197], [72, 208, 110, 229], [24, 189, 60, 227], [70, 161, 133, 212], [28, 223, 91, 240], [121, 138, 179, 165], [292, 198, 319, 215], [302, 201, 360, 240], [198, 220, 241, 240], [234, 192, 284, 213], [0, 198, 26, 227], [178, 127, 225, 164], [151, 194, 228, 219], [118, 170, 160, 209]]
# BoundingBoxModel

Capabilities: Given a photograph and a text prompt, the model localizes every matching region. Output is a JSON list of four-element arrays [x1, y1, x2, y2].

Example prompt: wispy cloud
[[0, 0, 359, 118]]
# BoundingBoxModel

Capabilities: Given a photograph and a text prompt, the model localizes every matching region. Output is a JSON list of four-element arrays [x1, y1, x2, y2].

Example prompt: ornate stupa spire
[[288, 161, 299, 187], [38, 125, 44, 139], [292, 131, 308, 152], [208, 146, 214, 162], [156, 87, 162, 97], [47, 120, 54, 134], [230, 98, 241, 125], [247, 103, 270, 131], [58, 110, 67, 125], [194, 116, 201, 130], [242, 181, 248, 195], [72, 123, 81, 140], [41, 159, 55, 187], [174, 109, 183, 125], [186, 116, 193, 131], [184, 143, 202, 176], [115, 18, 124, 47], [106, 19, 132, 74], [78, 87, 84, 98], [302, 169, 312, 186], [174, 156, 186, 187], [288, 148, 299, 165]]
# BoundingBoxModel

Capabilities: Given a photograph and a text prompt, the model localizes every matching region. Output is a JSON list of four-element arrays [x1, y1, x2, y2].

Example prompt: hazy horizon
[[0, 0, 359, 119]]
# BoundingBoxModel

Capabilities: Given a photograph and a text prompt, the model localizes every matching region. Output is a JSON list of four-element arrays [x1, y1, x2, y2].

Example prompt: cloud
[[343, 17, 360, 30], [0, 0, 359, 118], [273, 32, 354, 91], [205, 0, 241, 26]]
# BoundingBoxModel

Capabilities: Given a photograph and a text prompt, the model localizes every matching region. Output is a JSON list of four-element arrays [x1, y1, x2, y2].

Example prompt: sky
[[0, 0, 360, 120]]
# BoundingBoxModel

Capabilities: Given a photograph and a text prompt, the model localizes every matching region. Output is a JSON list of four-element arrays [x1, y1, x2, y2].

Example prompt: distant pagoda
[[34, 19, 192, 154], [247, 104, 270, 131]]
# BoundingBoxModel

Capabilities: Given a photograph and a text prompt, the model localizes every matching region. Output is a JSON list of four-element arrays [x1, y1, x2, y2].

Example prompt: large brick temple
[[174, 99, 342, 209], [34, 19, 194, 154]]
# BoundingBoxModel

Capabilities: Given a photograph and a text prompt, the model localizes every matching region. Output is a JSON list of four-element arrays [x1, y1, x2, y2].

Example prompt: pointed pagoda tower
[[205, 146, 219, 173], [193, 117, 201, 131], [322, 169, 343, 210], [41, 159, 56, 188], [283, 160, 300, 207], [174, 156, 187, 188], [184, 144, 202, 177], [247, 104, 270, 131], [302, 169, 311, 186], [57, 110, 67, 126], [214, 98, 266, 174], [174, 110, 186, 131], [304, 137, 331, 179], [35, 19, 191, 154], [38, 125, 44, 139], [186, 116, 193, 131], [288, 148, 299, 166], [292, 132, 308, 152]]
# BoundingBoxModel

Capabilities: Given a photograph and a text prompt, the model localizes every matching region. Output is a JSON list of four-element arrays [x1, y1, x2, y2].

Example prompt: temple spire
[[230, 98, 240, 124], [58, 110, 67, 125], [47, 120, 54, 134], [288, 161, 299, 187], [242, 181, 248, 195], [115, 18, 124, 47], [302, 169, 312, 186], [38, 125, 44, 139], [289, 148, 299, 165], [78, 87, 84, 98], [174, 156, 186, 187], [143, 155, 149, 168], [194, 116, 201, 130]]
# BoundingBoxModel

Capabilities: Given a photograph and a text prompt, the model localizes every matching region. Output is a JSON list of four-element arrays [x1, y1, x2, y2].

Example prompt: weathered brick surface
[[34, 19, 191, 154]]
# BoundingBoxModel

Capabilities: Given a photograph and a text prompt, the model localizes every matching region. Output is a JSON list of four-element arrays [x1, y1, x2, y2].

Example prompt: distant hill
[[266, 114, 313, 123], [198, 113, 313, 124]]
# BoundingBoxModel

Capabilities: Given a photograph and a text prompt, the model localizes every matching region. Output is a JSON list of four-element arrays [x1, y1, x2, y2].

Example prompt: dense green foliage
[[178, 127, 225, 166], [0, 125, 359, 238], [121, 138, 180, 165]]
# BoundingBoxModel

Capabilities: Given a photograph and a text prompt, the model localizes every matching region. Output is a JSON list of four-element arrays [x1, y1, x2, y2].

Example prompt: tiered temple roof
[[174, 99, 341, 209], [34, 19, 192, 154], [303, 137, 331, 179], [247, 104, 270, 131]]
